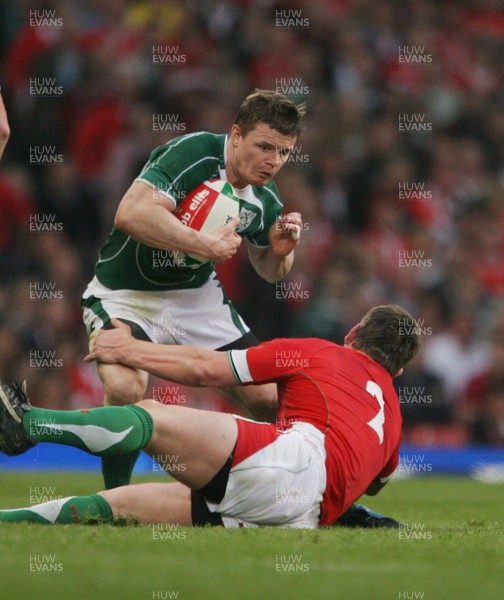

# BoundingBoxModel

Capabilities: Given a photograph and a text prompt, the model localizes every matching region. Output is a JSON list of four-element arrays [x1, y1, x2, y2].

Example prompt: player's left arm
[[246, 212, 302, 283], [365, 442, 400, 496], [85, 320, 237, 388], [364, 477, 390, 496]]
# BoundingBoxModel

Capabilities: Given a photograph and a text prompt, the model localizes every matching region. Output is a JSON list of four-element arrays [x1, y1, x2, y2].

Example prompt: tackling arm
[[85, 320, 237, 388], [114, 181, 241, 263]]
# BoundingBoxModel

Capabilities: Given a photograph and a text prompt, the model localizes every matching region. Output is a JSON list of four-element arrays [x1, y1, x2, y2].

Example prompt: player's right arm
[[86, 325, 315, 389], [114, 181, 241, 263], [85, 319, 238, 388], [0, 89, 10, 159]]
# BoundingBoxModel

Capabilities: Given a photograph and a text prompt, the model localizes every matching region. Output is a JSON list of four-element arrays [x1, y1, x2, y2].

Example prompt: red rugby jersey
[[228, 338, 402, 526]]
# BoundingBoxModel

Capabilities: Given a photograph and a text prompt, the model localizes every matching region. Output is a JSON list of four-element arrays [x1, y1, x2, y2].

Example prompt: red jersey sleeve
[[228, 338, 324, 384]]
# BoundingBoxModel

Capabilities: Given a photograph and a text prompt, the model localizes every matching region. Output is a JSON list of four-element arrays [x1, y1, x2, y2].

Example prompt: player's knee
[[135, 398, 175, 427], [103, 373, 147, 406], [134, 399, 175, 449], [136, 399, 162, 413]]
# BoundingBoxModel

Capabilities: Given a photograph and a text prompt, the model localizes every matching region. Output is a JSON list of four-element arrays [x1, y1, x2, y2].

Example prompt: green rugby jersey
[[94, 132, 283, 291]]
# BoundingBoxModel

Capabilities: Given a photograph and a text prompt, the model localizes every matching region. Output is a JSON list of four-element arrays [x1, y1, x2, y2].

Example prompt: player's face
[[228, 123, 296, 188]]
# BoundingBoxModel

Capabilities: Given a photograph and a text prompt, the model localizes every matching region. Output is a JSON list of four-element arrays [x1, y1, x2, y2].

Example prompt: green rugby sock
[[101, 450, 141, 490], [22, 405, 153, 456], [0, 494, 113, 524]]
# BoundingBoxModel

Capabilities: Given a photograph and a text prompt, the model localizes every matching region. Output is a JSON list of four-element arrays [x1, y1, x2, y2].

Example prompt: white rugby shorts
[[208, 419, 327, 529], [82, 275, 250, 349]]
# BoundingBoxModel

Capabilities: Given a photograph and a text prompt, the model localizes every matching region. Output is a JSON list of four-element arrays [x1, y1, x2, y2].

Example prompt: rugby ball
[[172, 179, 240, 267]]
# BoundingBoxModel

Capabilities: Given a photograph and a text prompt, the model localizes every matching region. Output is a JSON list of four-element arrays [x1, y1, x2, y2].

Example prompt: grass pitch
[[0, 472, 503, 600]]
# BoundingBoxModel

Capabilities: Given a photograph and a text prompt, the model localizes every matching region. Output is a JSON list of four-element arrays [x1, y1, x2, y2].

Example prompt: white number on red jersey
[[366, 381, 385, 444]]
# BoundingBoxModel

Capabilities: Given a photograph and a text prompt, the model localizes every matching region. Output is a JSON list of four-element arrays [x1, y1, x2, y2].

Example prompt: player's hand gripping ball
[[172, 179, 241, 267]]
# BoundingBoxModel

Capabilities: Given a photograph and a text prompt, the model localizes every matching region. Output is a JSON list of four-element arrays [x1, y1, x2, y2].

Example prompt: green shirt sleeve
[[245, 181, 283, 247], [135, 132, 224, 208]]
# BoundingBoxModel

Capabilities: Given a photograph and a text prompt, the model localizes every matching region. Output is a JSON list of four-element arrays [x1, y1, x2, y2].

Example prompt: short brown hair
[[234, 90, 306, 138], [352, 305, 421, 376]]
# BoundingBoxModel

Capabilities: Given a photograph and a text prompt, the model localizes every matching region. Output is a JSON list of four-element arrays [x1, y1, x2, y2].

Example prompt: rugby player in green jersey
[[81, 90, 305, 489]]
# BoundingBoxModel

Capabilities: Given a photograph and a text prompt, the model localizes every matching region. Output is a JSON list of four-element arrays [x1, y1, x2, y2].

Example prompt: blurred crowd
[[1, 0, 504, 445]]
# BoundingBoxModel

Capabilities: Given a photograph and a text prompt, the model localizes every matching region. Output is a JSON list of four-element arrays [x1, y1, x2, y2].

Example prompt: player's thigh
[[98, 361, 149, 406], [85, 302, 152, 405], [100, 481, 192, 525], [82, 279, 159, 342], [138, 401, 238, 489]]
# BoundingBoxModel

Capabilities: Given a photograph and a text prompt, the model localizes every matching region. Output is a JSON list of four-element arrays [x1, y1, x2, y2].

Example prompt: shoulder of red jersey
[[227, 338, 339, 384]]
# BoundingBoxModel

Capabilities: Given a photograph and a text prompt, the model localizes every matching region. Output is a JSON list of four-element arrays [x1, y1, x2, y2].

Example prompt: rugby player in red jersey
[[0, 305, 420, 528]]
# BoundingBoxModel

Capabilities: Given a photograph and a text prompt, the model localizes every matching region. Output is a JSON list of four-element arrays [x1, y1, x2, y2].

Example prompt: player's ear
[[393, 367, 404, 378], [230, 124, 243, 144], [344, 323, 360, 347]]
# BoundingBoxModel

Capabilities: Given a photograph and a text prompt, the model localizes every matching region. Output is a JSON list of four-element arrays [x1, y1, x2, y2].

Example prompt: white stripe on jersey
[[228, 349, 253, 384], [96, 235, 133, 264], [262, 184, 282, 209]]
